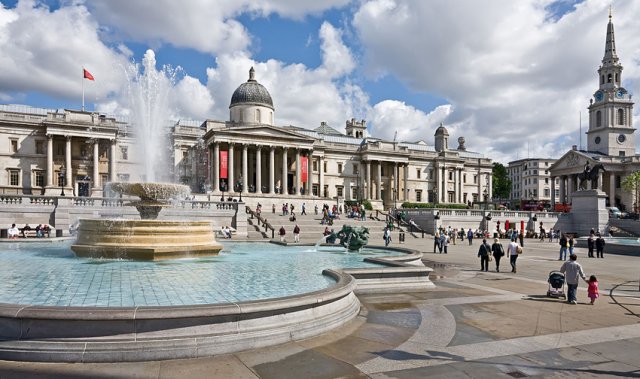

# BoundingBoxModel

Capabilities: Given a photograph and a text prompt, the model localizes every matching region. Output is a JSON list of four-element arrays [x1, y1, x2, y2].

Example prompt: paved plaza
[[0, 237, 639, 378]]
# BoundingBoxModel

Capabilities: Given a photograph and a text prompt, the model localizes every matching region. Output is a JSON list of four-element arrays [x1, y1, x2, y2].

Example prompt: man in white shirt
[[507, 238, 519, 273], [7, 224, 19, 239], [560, 254, 587, 304]]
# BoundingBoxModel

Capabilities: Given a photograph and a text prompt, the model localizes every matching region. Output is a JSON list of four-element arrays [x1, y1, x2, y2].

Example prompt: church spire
[[602, 8, 619, 65]]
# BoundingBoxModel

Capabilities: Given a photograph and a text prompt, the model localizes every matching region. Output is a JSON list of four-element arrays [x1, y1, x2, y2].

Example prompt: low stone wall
[[0, 195, 244, 237]]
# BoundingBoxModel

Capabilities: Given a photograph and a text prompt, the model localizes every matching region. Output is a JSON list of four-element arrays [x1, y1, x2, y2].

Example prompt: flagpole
[[82, 67, 85, 112]]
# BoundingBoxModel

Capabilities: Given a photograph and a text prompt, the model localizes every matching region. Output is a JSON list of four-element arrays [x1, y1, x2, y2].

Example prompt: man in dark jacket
[[595, 233, 606, 258], [559, 233, 568, 261], [477, 239, 491, 272]]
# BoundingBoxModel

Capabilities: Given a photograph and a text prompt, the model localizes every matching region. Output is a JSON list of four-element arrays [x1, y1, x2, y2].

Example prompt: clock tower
[[587, 11, 635, 157]]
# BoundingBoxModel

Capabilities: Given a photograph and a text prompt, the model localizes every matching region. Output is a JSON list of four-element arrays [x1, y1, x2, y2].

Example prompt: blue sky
[[0, 0, 638, 162]]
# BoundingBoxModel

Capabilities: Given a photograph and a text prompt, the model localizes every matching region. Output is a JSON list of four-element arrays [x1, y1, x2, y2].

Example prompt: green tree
[[492, 162, 511, 202], [621, 171, 640, 213]]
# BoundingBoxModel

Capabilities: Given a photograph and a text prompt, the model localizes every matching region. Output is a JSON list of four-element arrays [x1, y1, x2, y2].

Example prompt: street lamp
[[236, 176, 243, 202], [59, 165, 66, 197]]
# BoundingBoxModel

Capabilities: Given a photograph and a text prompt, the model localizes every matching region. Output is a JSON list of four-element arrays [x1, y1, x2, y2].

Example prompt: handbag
[[516, 245, 523, 254]]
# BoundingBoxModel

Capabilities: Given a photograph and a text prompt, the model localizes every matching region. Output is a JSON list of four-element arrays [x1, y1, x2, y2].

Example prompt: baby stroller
[[547, 271, 566, 299]]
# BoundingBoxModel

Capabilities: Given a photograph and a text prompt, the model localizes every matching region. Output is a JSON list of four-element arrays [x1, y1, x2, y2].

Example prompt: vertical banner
[[220, 151, 228, 179], [301, 156, 308, 183]]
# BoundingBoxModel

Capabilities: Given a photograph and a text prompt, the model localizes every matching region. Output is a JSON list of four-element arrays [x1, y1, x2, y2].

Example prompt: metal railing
[[246, 206, 275, 238]]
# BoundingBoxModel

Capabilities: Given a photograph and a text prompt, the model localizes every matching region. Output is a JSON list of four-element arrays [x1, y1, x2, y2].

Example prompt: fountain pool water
[[0, 241, 402, 307]]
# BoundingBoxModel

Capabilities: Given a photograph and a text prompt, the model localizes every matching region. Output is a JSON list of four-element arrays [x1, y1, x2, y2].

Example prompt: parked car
[[608, 207, 627, 219]]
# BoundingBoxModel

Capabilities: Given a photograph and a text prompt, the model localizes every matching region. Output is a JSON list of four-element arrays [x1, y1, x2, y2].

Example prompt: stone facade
[[508, 158, 559, 207], [0, 70, 493, 210]]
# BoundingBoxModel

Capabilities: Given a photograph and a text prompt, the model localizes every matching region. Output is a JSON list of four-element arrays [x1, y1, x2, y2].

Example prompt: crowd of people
[[6, 223, 51, 238]]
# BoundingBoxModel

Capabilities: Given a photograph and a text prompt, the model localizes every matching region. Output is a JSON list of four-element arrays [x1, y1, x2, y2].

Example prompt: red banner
[[301, 156, 308, 183], [220, 151, 228, 179]]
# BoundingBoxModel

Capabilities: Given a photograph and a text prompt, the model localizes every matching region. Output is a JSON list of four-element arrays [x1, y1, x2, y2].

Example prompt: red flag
[[301, 156, 308, 183], [220, 151, 228, 179], [83, 68, 94, 81]]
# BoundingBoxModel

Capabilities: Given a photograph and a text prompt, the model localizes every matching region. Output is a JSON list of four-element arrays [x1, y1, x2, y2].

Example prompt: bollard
[[399, 232, 405, 243]]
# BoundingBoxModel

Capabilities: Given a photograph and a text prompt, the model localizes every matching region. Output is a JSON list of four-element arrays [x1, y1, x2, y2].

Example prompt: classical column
[[307, 150, 313, 197], [109, 139, 117, 182], [319, 155, 324, 198], [65, 136, 72, 190], [394, 162, 399, 203], [376, 161, 382, 200], [598, 170, 604, 191], [295, 148, 301, 195], [550, 176, 556, 210], [609, 173, 616, 206], [365, 161, 371, 199], [46, 135, 53, 187], [269, 147, 275, 194], [434, 163, 440, 203], [282, 147, 288, 194], [213, 142, 219, 193], [256, 145, 262, 194], [457, 169, 463, 203], [488, 173, 493, 200], [92, 139, 99, 189], [567, 174, 574, 203], [442, 167, 447, 203], [403, 164, 409, 201], [559, 176, 566, 204], [228, 143, 234, 191], [242, 144, 248, 194]]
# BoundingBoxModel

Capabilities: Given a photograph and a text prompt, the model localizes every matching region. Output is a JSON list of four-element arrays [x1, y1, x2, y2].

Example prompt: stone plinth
[[71, 219, 223, 260], [568, 189, 609, 237]]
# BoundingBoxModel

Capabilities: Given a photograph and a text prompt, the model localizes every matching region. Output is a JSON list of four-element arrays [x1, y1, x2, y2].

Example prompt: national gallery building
[[0, 68, 493, 209]]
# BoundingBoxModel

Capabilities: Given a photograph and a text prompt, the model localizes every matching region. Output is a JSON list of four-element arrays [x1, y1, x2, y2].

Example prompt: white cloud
[[352, 0, 640, 160], [0, 1, 127, 101], [367, 101, 451, 143], [174, 75, 215, 120]]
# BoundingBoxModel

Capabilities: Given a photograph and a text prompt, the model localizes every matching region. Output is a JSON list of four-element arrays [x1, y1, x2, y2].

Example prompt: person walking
[[442, 232, 449, 254], [559, 233, 568, 261], [301, 203, 306, 215], [279, 226, 286, 242], [434, 231, 441, 253], [568, 235, 575, 255], [384, 227, 392, 247], [467, 228, 474, 245], [518, 230, 524, 247], [507, 237, 519, 273], [477, 238, 491, 272], [587, 275, 599, 305], [560, 254, 587, 304], [595, 233, 605, 258], [491, 237, 505, 272], [293, 224, 300, 243]]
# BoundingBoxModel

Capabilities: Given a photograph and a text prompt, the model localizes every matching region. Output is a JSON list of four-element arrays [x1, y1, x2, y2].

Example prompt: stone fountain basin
[[71, 219, 223, 260], [107, 182, 191, 201]]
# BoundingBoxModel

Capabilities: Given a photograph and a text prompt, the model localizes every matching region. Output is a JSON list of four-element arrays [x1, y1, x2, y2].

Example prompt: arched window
[[607, 73, 612, 83], [601, 75, 605, 85], [618, 109, 624, 125], [615, 73, 619, 84], [596, 110, 602, 127], [255, 109, 261, 123]]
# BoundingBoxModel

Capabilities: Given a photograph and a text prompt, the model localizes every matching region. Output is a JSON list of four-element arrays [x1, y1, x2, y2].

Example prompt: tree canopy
[[492, 162, 511, 200], [621, 171, 640, 212]]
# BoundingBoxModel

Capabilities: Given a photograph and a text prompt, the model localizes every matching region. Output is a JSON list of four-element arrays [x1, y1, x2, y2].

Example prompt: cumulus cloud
[[367, 101, 452, 142], [352, 0, 640, 159], [0, 0, 127, 101]]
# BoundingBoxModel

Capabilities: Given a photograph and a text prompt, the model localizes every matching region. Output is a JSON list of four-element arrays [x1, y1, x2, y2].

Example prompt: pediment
[[210, 125, 316, 144], [550, 150, 595, 172]]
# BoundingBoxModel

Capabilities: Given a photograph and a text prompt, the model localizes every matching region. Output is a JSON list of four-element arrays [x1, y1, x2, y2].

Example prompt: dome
[[229, 67, 274, 109], [435, 123, 449, 136]]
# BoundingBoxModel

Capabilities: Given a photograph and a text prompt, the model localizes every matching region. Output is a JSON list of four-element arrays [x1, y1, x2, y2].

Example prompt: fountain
[[71, 182, 223, 260], [330, 225, 370, 251], [71, 50, 222, 260]]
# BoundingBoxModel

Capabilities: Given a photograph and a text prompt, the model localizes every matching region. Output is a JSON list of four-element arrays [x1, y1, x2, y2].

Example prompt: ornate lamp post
[[236, 176, 243, 202], [59, 165, 66, 197]]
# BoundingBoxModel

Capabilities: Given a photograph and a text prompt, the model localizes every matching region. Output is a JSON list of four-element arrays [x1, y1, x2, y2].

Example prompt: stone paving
[[0, 237, 639, 378]]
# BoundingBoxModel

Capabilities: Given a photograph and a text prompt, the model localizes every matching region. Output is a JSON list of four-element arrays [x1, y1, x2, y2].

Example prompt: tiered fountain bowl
[[71, 182, 223, 260]]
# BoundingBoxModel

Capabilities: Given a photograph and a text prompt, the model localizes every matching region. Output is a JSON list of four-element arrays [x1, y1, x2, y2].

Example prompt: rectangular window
[[323, 184, 329, 197], [619, 151, 625, 157], [472, 193, 478, 202], [34, 171, 45, 187], [9, 169, 19, 186], [544, 189, 550, 197], [463, 174, 467, 183], [336, 186, 343, 197], [313, 160, 318, 172], [545, 178, 549, 184], [352, 164, 358, 175], [473, 175, 477, 184], [448, 171, 453, 180], [36, 141, 45, 155], [323, 162, 327, 173], [351, 186, 358, 199], [416, 190, 422, 202], [337, 163, 343, 174], [121, 146, 128, 160], [312, 184, 319, 196], [416, 169, 421, 179], [10, 139, 18, 153]]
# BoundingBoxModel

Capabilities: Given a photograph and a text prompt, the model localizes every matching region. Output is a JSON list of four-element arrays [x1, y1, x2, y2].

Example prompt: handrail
[[246, 205, 275, 238]]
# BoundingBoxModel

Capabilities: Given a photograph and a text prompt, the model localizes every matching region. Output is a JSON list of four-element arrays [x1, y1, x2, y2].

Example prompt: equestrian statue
[[577, 162, 606, 190]]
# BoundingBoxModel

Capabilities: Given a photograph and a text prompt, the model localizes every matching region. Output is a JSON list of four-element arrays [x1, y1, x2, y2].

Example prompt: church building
[[550, 12, 637, 212]]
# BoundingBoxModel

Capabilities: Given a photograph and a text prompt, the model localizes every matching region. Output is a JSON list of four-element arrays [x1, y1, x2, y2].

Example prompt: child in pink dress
[[587, 275, 599, 305]]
